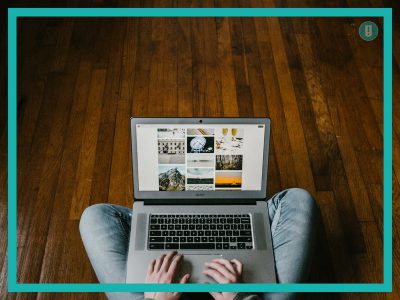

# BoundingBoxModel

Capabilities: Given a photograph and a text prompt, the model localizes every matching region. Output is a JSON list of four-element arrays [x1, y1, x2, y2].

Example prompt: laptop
[[126, 117, 276, 283]]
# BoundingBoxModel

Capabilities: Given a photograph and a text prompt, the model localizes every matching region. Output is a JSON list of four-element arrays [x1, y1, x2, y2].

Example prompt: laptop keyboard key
[[149, 237, 165, 243], [150, 231, 161, 236], [237, 237, 252, 242], [240, 230, 252, 236], [180, 243, 215, 249], [165, 243, 179, 250], [149, 243, 164, 249]]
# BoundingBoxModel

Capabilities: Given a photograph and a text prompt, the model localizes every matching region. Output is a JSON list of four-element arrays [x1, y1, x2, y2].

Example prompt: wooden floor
[[1, 0, 399, 299]]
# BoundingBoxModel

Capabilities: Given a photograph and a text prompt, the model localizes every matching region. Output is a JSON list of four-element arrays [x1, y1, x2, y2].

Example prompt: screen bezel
[[130, 117, 270, 201]]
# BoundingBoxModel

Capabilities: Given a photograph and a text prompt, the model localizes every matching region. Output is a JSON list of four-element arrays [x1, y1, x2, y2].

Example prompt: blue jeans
[[80, 188, 317, 300]]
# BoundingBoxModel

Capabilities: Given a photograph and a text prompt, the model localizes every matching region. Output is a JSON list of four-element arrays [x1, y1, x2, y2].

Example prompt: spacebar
[[180, 243, 215, 249]]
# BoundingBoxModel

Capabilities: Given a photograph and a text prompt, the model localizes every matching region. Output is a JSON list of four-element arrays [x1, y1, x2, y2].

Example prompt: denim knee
[[79, 204, 111, 240], [285, 188, 318, 218]]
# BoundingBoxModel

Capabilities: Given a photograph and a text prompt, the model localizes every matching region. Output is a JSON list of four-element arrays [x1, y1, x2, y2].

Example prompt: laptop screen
[[135, 124, 265, 192]]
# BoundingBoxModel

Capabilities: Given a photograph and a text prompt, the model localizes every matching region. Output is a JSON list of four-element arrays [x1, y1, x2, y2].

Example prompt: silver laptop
[[126, 117, 276, 283]]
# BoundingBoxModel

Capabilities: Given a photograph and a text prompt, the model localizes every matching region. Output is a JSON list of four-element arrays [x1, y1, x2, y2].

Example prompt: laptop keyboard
[[148, 214, 253, 250]]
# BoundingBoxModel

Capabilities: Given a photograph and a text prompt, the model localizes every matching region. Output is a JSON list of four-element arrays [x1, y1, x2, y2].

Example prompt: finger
[[147, 259, 156, 275], [212, 258, 236, 274], [160, 251, 177, 272], [230, 259, 243, 274], [209, 292, 222, 300], [205, 261, 234, 279], [168, 254, 183, 276], [179, 273, 191, 283], [202, 268, 229, 283], [154, 254, 166, 273]]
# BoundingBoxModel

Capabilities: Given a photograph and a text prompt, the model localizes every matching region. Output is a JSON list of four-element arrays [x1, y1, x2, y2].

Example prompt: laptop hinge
[[140, 198, 260, 205]]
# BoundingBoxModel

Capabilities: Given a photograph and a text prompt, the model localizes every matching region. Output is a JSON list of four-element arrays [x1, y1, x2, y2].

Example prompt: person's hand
[[144, 251, 190, 300], [202, 258, 243, 300]]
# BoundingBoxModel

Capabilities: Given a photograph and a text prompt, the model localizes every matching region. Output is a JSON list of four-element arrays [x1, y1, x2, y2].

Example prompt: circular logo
[[190, 137, 206, 151], [359, 21, 378, 41]]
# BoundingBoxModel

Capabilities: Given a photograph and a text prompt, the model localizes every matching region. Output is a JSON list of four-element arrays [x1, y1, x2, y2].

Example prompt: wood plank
[[267, 18, 316, 195], [51, 18, 74, 72], [162, 18, 178, 117], [292, 31, 333, 193], [89, 19, 126, 205], [282, 26, 332, 192], [69, 69, 107, 220], [216, 17, 239, 117], [108, 18, 138, 207], [131, 18, 153, 117], [253, 17, 298, 190], [317, 19, 383, 184], [317, 191, 357, 282], [203, 17, 223, 117], [147, 17, 166, 117], [368, 184, 383, 235], [176, 17, 194, 117], [191, 18, 207, 116], [310, 19, 368, 254], [356, 222, 383, 283], [229, 17, 254, 117], [18, 38, 81, 284], [91, 18, 114, 69], [17, 20, 61, 258], [241, 17, 268, 117], [35, 62, 94, 288]]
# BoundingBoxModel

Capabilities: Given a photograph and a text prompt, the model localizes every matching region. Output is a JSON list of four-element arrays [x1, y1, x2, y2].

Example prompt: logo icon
[[359, 21, 378, 41]]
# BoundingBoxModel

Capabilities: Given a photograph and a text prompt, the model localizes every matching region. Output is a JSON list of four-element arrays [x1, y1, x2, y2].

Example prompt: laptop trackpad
[[178, 254, 223, 283]]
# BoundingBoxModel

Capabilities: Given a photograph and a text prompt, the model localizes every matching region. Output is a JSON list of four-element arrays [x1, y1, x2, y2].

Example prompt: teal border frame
[[8, 7, 392, 293]]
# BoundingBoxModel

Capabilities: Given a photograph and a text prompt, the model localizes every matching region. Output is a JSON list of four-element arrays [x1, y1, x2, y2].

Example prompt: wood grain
[[0, 1, 396, 298]]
